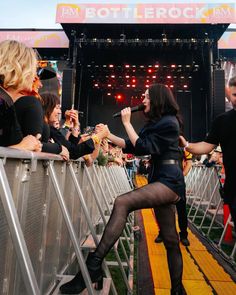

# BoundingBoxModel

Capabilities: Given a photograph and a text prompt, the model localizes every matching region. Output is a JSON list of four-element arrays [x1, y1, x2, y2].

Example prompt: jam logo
[[56, 4, 86, 22]]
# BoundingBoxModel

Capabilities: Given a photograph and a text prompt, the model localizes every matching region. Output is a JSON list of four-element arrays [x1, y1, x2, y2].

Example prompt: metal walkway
[[136, 175, 236, 295]]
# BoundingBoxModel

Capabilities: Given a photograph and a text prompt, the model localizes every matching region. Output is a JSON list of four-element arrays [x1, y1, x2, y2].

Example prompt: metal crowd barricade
[[0, 147, 134, 295], [185, 163, 236, 262]]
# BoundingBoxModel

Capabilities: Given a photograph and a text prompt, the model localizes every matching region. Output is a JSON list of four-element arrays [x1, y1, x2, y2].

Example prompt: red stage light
[[116, 94, 124, 101], [108, 84, 112, 87], [126, 75, 130, 78], [154, 65, 159, 68], [171, 64, 176, 68], [145, 84, 149, 88], [125, 65, 130, 68], [167, 75, 171, 79], [152, 76, 156, 79], [127, 84, 130, 87], [132, 84, 136, 88], [111, 75, 115, 78], [148, 69, 152, 73], [170, 85, 174, 88], [132, 78, 136, 83]]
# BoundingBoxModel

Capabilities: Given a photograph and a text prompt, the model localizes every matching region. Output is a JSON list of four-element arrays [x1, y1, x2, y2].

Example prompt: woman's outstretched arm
[[107, 133, 126, 148]]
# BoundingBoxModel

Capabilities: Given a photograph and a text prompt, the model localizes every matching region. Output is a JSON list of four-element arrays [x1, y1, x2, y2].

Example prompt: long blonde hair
[[0, 40, 38, 92]]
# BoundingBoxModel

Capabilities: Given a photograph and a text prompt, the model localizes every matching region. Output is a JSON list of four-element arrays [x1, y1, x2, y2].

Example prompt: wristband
[[83, 155, 90, 160], [92, 135, 101, 145], [62, 124, 70, 130]]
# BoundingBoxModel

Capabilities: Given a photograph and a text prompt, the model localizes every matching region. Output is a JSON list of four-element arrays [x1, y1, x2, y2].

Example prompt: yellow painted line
[[210, 281, 236, 295]]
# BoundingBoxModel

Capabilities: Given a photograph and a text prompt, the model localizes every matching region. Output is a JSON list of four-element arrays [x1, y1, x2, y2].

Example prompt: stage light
[[171, 64, 176, 68], [154, 65, 159, 68], [145, 84, 149, 88], [132, 78, 136, 83], [183, 84, 188, 88], [116, 94, 124, 101], [132, 84, 136, 88], [148, 69, 152, 73], [126, 75, 130, 78], [109, 64, 114, 68], [170, 85, 174, 88], [167, 75, 171, 79], [107, 93, 111, 96], [111, 75, 115, 78], [127, 84, 131, 87], [125, 65, 130, 68], [152, 76, 156, 79], [94, 83, 99, 87], [108, 84, 112, 87]]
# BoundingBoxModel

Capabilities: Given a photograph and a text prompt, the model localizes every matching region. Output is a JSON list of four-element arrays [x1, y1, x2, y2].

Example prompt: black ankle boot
[[59, 252, 103, 294]]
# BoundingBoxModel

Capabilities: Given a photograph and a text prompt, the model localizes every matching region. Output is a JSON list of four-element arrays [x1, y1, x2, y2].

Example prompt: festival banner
[[0, 31, 69, 48], [56, 3, 236, 24]]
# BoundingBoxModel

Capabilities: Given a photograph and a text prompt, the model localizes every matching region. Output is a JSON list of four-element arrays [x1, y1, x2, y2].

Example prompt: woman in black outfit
[[60, 83, 185, 294], [41, 92, 107, 159], [0, 39, 68, 156]]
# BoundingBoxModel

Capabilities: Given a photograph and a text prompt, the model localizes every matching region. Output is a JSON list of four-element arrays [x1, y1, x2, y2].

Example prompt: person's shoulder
[[15, 95, 40, 104], [217, 109, 235, 119], [15, 95, 42, 108]]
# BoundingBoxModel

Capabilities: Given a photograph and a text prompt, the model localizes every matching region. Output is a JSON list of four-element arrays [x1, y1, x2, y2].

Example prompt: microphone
[[113, 104, 145, 118]]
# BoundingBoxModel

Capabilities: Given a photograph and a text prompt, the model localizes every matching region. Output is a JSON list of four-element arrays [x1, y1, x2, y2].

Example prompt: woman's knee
[[113, 196, 128, 211]]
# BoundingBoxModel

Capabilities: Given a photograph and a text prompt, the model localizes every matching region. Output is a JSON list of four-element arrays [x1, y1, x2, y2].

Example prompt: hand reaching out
[[95, 124, 110, 139], [179, 135, 188, 148]]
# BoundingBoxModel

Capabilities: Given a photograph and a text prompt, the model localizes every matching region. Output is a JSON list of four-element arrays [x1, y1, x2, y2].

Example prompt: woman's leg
[[61, 181, 182, 294], [95, 181, 179, 258], [155, 205, 183, 292]]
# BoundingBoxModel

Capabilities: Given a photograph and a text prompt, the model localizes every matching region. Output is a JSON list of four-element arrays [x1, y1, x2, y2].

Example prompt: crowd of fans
[[0, 40, 142, 176], [0, 39, 228, 184]]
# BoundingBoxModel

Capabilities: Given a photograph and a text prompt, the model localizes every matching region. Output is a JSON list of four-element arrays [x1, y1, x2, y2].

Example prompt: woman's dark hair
[[146, 83, 183, 128], [41, 92, 60, 123], [229, 76, 236, 87]]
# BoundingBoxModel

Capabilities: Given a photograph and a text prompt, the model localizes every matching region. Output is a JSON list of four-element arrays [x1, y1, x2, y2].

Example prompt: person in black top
[[180, 76, 236, 232], [60, 84, 185, 295], [0, 40, 68, 158], [0, 40, 43, 152], [41, 92, 109, 159]]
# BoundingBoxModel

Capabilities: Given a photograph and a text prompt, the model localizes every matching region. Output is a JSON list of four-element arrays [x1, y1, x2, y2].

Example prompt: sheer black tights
[[94, 182, 183, 290]]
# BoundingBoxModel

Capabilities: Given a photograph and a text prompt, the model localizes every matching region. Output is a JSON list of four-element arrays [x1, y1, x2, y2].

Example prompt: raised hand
[[121, 107, 131, 125]]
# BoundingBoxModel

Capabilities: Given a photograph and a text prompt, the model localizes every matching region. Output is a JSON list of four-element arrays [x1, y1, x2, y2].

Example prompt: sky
[[0, 0, 235, 29]]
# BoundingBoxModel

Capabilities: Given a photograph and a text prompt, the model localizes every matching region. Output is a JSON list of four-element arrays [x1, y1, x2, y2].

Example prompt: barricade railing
[[0, 147, 134, 295], [185, 163, 236, 263]]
